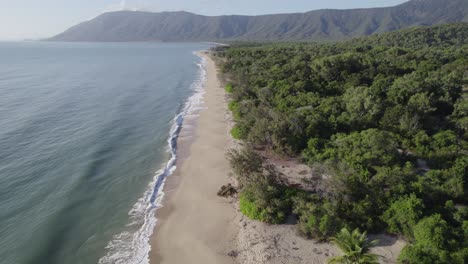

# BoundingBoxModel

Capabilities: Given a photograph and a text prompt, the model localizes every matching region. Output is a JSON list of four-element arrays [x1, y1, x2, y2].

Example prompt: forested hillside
[[215, 23, 467, 263], [49, 0, 467, 42]]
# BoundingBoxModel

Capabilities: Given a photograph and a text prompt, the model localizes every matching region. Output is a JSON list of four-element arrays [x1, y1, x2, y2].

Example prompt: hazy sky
[[0, 0, 409, 40]]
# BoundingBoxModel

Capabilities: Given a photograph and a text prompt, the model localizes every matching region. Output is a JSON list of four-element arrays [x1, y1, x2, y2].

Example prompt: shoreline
[[149, 51, 238, 264]]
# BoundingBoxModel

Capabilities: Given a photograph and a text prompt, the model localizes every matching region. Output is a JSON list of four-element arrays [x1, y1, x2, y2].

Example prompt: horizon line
[[104, 0, 411, 18]]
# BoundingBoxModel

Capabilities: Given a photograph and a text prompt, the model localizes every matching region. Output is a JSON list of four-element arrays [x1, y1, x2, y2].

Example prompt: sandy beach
[[149, 52, 238, 264]]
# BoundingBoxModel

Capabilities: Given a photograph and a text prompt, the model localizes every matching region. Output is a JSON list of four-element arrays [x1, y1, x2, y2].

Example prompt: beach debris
[[228, 250, 238, 258], [217, 183, 237, 197]]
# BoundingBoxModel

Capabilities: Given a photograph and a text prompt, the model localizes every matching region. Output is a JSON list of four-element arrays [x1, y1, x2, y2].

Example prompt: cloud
[[103, 0, 142, 13], [120, 0, 127, 10]]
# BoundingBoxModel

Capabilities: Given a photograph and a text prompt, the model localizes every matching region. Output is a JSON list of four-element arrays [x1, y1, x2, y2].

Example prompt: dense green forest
[[214, 23, 468, 264]]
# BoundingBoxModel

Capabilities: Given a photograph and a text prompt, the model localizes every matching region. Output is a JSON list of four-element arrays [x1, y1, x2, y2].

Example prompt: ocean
[[0, 41, 211, 264]]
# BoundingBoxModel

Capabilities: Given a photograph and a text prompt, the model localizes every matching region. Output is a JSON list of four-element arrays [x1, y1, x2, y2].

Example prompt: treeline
[[215, 23, 468, 263]]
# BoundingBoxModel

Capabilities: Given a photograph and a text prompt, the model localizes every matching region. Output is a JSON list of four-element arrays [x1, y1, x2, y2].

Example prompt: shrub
[[238, 167, 295, 224], [328, 228, 379, 264], [451, 248, 468, 264], [239, 192, 267, 221], [382, 194, 424, 238], [227, 147, 263, 187], [426, 130, 459, 168], [413, 214, 449, 249], [239, 183, 291, 224], [228, 100, 242, 120], [398, 244, 451, 264], [302, 138, 326, 163], [293, 193, 342, 240], [331, 129, 399, 169], [230, 124, 248, 140], [463, 220, 468, 245], [398, 213, 466, 264], [225, 83, 233, 93]]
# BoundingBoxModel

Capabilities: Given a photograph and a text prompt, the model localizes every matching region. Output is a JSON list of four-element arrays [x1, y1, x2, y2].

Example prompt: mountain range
[[49, 0, 468, 42]]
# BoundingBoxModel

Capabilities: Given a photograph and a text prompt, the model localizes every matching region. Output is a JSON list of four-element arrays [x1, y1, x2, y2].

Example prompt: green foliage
[[329, 129, 399, 169], [382, 194, 424, 238], [239, 169, 295, 224], [229, 147, 296, 224], [450, 248, 468, 264], [230, 124, 249, 140], [413, 156, 467, 202], [413, 214, 450, 249], [451, 99, 468, 137], [328, 228, 380, 264], [463, 220, 468, 246], [239, 192, 267, 221], [303, 137, 327, 163], [341, 86, 382, 127], [226, 147, 263, 187], [218, 23, 468, 263], [225, 83, 233, 93], [228, 100, 241, 120], [293, 193, 342, 240], [398, 244, 451, 264], [428, 130, 459, 167], [398, 213, 468, 264]]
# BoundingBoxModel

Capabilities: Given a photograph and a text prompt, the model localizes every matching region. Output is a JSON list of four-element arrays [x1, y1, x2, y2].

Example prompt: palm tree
[[327, 228, 380, 264]]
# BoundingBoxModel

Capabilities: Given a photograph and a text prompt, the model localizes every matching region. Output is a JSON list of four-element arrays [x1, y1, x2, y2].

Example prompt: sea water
[[0, 41, 211, 264]]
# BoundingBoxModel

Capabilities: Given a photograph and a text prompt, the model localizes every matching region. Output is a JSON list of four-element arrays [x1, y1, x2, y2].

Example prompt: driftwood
[[217, 183, 237, 197]]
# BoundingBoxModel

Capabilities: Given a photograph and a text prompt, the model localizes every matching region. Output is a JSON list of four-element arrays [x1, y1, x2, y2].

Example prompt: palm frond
[[327, 228, 380, 264]]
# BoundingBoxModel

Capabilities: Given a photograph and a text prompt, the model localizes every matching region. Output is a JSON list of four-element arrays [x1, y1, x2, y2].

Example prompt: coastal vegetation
[[328, 228, 379, 264], [218, 23, 468, 263]]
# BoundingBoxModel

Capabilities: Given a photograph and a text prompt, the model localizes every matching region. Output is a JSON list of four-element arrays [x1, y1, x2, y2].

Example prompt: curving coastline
[[98, 53, 208, 264], [149, 51, 238, 264]]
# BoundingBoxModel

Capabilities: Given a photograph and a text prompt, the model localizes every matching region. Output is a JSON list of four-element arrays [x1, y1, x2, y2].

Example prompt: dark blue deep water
[[0, 41, 211, 264]]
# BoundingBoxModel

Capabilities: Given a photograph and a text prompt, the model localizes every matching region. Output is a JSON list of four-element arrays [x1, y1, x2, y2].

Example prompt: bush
[[228, 100, 237, 111], [239, 179, 293, 224], [230, 124, 248, 140], [331, 129, 399, 169], [228, 100, 242, 120], [230, 147, 293, 224], [398, 244, 451, 264], [239, 192, 268, 222], [398, 213, 467, 264], [382, 194, 424, 238], [227, 147, 263, 187], [451, 248, 468, 264], [413, 214, 450, 249], [302, 138, 327, 163], [225, 83, 233, 93], [293, 193, 342, 240], [328, 228, 380, 264], [426, 130, 460, 168]]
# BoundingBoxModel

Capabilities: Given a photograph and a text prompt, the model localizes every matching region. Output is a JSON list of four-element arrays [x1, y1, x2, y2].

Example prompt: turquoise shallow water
[[0, 41, 211, 264]]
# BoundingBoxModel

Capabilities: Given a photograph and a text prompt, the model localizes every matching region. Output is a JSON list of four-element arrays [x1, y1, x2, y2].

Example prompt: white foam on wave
[[98, 53, 207, 264]]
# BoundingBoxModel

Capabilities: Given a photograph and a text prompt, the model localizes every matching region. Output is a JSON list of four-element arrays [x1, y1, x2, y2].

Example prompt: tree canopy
[[216, 23, 468, 263]]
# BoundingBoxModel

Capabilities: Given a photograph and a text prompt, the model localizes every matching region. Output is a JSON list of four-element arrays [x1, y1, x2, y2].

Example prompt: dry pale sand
[[149, 52, 238, 264], [149, 51, 405, 264]]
